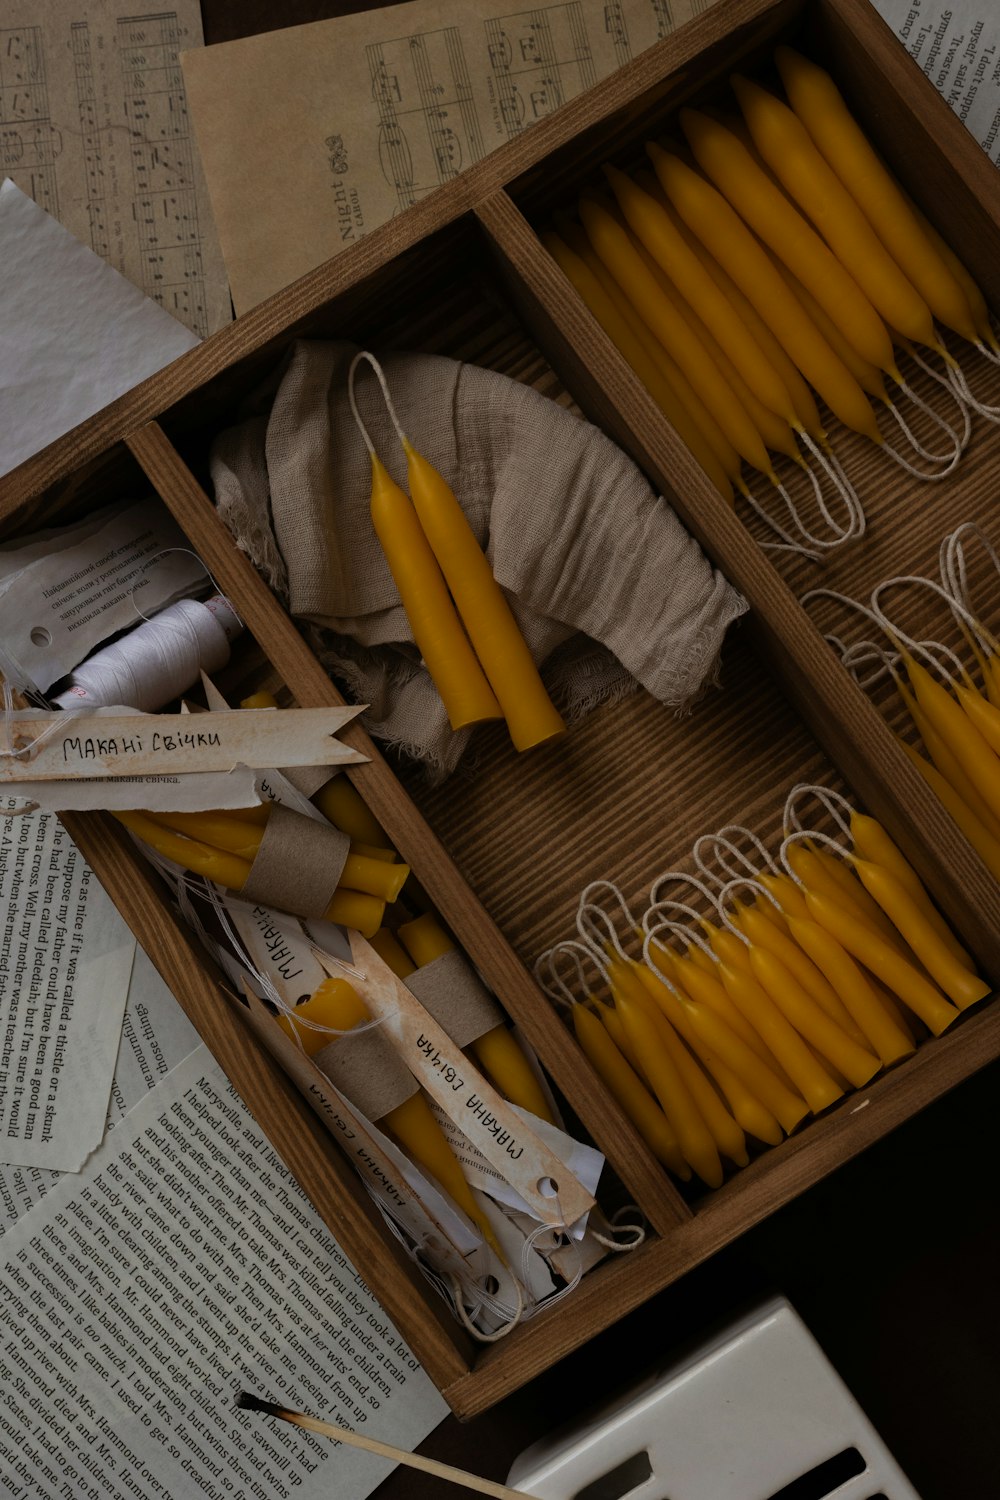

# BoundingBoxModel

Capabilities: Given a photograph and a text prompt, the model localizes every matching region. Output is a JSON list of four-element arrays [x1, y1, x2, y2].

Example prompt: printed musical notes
[[0, 1, 229, 336]]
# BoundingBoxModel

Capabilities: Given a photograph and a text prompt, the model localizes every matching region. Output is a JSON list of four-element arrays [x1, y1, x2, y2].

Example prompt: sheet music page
[[181, 0, 707, 313], [0, 0, 230, 334]]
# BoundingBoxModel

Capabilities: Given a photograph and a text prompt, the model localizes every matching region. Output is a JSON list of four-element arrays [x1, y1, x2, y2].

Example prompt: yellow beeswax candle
[[784, 916, 914, 1067], [648, 144, 883, 442], [240, 692, 396, 855], [369, 453, 502, 732], [560, 218, 748, 486], [604, 164, 801, 428], [637, 169, 826, 441], [370, 927, 417, 979], [573, 1002, 689, 1177], [899, 681, 1000, 842], [401, 440, 565, 752], [786, 843, 901, 947], [636, 961, 784, 1145], [748, 944, 880, 1087], [579, 195, 778, 478], [399, 914, 555, 1123], [717, 958, 841, 1113], [616, 988, 723, 1187], [774, 46, 981, 343], [732, 74, 942, 354], [609, 961, 747, 1168], [850, 813, 973, 971], [852, 859, 989, 1011], [903, 653, 1000, 823], [735, 901, 868, 1046], [115, 811, 385, 938], [280, 977, 500, 1251], [678, 995, 809, 1135], [898, 738, 1000, 882], [150, 808, 410, 904], [671, 949, 791, 1075], [804, 888, 960, 1036], [680, 106, 898, 376], [543, 228, 735, 497]]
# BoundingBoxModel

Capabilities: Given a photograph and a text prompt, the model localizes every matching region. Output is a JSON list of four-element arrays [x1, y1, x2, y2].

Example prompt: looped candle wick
[[347, 349, 409, 456]]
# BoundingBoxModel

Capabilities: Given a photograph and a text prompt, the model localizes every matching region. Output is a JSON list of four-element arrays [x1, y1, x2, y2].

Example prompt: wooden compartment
[[4, 0, 1000, 1418]]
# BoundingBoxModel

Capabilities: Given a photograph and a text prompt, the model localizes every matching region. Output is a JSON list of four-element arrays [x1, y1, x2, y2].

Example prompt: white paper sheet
[[0, 1047, 448, 1499], [0, 179, 201, 477], [875, 0, 1000, 164], [0, 801, 136, 1172], [0, 944, 199, 1230]]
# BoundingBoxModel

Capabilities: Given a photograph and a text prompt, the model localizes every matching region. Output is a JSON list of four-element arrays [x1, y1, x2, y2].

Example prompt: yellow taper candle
[[279, 978, 500, 1252], [368, 452, 503, 732], [398, 914, 555, 1124]]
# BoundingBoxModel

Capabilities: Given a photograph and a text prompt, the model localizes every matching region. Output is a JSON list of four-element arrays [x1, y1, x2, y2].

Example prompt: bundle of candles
[[805, 521, 1000, 884], [115, 693, 408, 937], [349, 351, 566, 750], [544, 46, 999, 559], [537, 783, 989, 1189]]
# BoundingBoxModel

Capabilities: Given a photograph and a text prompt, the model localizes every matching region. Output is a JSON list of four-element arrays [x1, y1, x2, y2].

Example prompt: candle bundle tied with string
[[116, 744, 638, 1344], [538, 782, 988, 1191], [542, 45, 1000, 562]]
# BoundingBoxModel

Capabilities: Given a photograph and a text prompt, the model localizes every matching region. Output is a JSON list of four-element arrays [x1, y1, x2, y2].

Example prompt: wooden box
[[5, 0, 1000, 1418]]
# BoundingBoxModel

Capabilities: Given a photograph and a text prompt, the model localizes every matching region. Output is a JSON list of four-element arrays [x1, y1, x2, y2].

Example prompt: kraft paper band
[[280, 764, 332, 798], [314, 1027, 417, 1120], [406, 950, 503, 1050], [241, 803, 349, 917]]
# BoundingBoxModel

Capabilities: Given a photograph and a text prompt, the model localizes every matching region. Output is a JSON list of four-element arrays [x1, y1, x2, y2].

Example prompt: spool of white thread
[[53, 595, 243, 712]]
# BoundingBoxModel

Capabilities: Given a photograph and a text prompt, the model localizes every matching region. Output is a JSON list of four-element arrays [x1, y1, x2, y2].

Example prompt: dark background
[[197, 5, 1000, 1493]]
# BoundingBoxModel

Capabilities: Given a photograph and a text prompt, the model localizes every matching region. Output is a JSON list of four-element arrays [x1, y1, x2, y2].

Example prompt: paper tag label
[[0, 704, 366, 780], [0, 500, 206, 691], [429, 1102, 603, 1240], [223, 895, 330, 1007], [3, 765, 263, 814], [341, 934, 595, 1229], [237, 987, 480, 1268], [199, 673, 333, 825]]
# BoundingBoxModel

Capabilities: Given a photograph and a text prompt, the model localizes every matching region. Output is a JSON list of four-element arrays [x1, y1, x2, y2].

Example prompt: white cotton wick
[[52, 595, 243, 712]]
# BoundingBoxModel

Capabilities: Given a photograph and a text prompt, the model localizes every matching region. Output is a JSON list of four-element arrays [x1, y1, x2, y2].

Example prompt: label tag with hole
[[0, 500, 206, 692], [327, 933, 597, 1229]]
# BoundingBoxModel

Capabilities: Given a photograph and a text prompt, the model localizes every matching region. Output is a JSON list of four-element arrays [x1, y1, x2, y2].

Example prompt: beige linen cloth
[[210, 340, 747, 779]]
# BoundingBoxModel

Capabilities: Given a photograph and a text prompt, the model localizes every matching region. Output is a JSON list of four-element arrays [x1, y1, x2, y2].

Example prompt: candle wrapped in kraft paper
[[210, 340, 747, 780]]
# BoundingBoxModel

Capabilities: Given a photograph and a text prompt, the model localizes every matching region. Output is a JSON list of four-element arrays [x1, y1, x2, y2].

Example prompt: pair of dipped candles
[[372, 911, 555, 1126], [355, 354, 565, 751], [116, 692, 406, 938], [568, 815, 986, 1189], [544, 47, 992, 497], [277, 973, 501, 1254]]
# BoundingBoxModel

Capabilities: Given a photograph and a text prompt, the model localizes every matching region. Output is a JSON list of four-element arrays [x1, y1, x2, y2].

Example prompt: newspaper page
[[0, 946, 199, 1230], [0, 1046, 447, 1500], [181, 0, 705, 312], [0, 0, 230, 334], [874, 0, 1000, 164], [0, 805, 135, 1174]]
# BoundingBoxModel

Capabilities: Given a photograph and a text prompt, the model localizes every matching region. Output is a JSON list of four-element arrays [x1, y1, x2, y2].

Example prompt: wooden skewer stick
[[235, 1392, 539, 1499]]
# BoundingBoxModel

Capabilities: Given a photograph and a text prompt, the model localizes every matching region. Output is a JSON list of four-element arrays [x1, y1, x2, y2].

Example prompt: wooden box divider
[[473, 188, 1000, 975], [124, 421, 694, 1238], [4, 0, 1000, 1419]]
